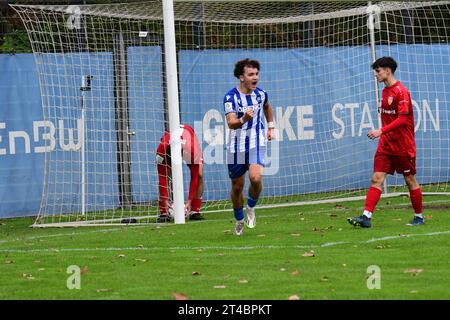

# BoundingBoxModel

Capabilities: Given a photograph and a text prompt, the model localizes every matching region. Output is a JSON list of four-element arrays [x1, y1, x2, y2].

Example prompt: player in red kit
[[156, 124, 204, 222], [348, 57, 425, 228]]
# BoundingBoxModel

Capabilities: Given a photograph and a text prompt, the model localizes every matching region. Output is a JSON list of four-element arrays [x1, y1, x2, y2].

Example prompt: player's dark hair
[[371, 56, 397, 73], [234, 58, 260, 79]]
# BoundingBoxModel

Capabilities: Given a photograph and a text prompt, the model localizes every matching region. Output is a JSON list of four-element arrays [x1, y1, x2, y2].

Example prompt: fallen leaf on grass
[[172, 292, 189, 300], [291, 270, 300, 276], [404, 268, 424, 274], [96, 288, 112, 293], [238, 279, 248, 284], [320, 276, 329, 282], [424, 215, 433, 220], [290, 233, 301, 237], [81, 266, 89, 275], [135, 258, 147, 262], [117, 254, 126, 258], [192, 271, 201, 276], [4, 260, 14, 264], [288, 294, 300, 300], [213, 285, 226, 289], [376, 244, 391, 249], [22, 273, 35, 280], [302, 251, 315, 257]]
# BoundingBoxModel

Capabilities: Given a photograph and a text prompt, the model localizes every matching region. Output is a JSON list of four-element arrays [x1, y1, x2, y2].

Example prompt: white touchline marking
[[0, 213, 303, 245], [0, 224, 176, 245], [0, 230, 449, 254]]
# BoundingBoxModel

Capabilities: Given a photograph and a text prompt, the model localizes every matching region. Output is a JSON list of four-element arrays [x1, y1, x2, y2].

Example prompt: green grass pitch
[[1, 195, 449, 300]]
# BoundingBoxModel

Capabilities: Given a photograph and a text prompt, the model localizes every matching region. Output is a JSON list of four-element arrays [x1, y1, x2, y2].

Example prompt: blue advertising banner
[[0, 54, 44, 218]]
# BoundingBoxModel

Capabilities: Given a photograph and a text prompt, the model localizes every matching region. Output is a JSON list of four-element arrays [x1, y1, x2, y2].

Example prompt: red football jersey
[[156, 124, 203, 209], [377, 81, 416, 157], [156, 124, 203, 165]]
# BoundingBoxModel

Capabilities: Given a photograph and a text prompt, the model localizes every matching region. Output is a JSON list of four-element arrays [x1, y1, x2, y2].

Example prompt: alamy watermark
[[66, 265, 81, 290], [366, 265, 381, 290]]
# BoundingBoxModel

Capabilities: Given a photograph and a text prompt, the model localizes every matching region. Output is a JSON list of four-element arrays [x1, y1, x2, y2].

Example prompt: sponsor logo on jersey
[[381, 108, 396, 115], [237, 104, 261, 113]]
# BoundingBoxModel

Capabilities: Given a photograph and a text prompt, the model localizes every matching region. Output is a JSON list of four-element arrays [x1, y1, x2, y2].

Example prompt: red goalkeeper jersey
[[377, 81, 416, 158], [156, 124, 203, 166], [156, 124, 203, 211]]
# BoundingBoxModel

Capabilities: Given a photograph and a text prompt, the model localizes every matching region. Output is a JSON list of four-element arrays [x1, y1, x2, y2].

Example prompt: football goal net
[[11, 0, 450, 227]]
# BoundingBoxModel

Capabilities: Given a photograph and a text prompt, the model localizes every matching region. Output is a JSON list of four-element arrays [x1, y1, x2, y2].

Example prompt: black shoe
[[189, 212, 205, 221], [157, 214, 172, 223], [347, 215, 372, 228], [406, 216, 425, 226]]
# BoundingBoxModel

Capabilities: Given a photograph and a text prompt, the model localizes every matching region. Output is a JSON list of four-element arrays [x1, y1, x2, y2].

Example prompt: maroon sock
[[191, 198, 202, 212], [364, 186, 382, 213], [409, 188, 423, 214]]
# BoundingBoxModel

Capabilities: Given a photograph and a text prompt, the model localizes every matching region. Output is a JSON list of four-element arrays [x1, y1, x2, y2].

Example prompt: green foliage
[[0, 29, 31, 53]]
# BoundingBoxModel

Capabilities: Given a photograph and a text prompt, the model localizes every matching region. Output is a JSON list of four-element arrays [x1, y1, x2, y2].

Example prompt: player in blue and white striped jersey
[[223, 58, 275, 236]]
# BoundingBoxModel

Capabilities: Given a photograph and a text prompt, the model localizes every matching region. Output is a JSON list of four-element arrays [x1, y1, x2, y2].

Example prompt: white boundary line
[[1, 199, 448, 245], [0, 224, 176, 245], [202, 193, 450, 214], [1, 230, 449, 254]]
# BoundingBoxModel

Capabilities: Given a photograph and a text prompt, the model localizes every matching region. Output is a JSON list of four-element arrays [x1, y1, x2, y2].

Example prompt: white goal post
[[10, 0, 450, 227]]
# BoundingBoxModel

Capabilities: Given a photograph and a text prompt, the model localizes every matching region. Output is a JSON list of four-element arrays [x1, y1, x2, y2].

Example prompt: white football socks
[[363, 210, 372, 219]]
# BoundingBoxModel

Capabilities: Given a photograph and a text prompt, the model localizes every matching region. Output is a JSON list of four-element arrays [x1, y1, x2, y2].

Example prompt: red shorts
[[373, 153, 416, 176]]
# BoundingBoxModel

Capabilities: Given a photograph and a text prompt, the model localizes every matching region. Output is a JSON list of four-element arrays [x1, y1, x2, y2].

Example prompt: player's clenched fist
[[243, 108, 254, 121]]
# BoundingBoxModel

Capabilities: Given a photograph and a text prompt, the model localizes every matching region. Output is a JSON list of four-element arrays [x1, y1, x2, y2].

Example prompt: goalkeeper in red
[[156, 124, 204, 222], [348, 56, 425, 228]]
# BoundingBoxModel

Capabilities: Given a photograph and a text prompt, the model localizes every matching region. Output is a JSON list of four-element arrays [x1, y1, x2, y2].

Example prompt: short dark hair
[[234, 58, 260, 79], [371, 56, 397, 73]]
